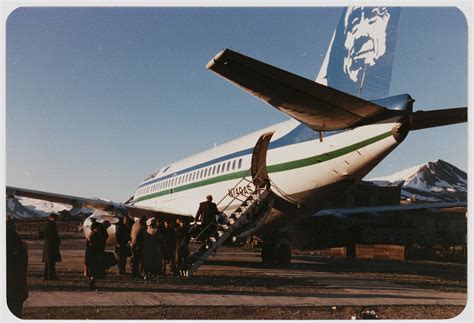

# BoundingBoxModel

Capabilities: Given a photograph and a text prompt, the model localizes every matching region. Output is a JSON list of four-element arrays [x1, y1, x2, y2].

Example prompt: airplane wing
[[314, 201, 467, 218], [6, 186, 192, 221], [410, 107, 467, 130], [206, 49, 391, 131]]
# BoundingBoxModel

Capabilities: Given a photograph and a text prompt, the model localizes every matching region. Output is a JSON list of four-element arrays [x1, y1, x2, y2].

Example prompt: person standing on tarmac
[[195, 195, 219, 242], [162, 220, 177, 275], [175, 218, 190, 271], [6, 216, 28, 318], [42, 212, 61, 280], [142, 218, 163, 280], [130, 215, 147, 278], [115, 216, 132, 275], [85, 222, 107, 290]]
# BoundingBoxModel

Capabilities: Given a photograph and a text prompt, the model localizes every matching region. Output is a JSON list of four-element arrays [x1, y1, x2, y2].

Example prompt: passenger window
[[227, 162, 231, 172], [238, 158, 242, 169], [232, 160, 236, 170], [204, 168, 208, 178], [212, 165, 216, 176]]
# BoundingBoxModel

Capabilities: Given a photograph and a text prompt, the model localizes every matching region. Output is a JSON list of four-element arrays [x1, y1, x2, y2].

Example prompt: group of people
[[127, 215, 191, 280], [6, 195, 220, 317], [82, 213, 192, 289]]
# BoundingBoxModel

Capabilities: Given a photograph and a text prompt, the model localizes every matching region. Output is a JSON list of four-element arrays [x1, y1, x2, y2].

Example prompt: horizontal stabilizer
[[315, 201, 467, 217], [410, 107, 467, 130], [207, 49, 390, 131]]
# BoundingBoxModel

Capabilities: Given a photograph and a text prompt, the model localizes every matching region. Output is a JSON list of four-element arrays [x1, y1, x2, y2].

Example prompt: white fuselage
[[131, 116, 403, 230]]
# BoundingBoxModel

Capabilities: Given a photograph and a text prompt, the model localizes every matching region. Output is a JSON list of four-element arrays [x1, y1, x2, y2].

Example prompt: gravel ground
[[18, 234, 467, 320], [23, 305, 466, 320]]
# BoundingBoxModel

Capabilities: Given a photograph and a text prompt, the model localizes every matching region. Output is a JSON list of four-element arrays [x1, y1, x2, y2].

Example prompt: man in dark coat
[[142, 218, 162, 280], [175, 218, 190, 271], [42, 212, 61, 280], [195, 195, 219, 242], [85, 223, 107, 290], [130, 215, 147, 278], [115, 216, 132, 275], [6, 216, 28, 318], [161, 220, 177, 275]]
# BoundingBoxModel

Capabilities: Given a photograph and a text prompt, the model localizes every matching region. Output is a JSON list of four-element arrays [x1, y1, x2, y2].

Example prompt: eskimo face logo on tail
[[326, 7, 401, 100], [343, 7, 391, 82]]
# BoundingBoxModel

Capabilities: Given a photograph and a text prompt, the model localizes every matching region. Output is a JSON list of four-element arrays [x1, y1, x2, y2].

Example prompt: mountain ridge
[[368, 159, 467, 202]]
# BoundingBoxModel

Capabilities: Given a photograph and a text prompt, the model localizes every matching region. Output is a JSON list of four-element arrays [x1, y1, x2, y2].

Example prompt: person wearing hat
[[42, 212, 61, 280], [194, 195, 219, 242], [142, 218, 162, 280]]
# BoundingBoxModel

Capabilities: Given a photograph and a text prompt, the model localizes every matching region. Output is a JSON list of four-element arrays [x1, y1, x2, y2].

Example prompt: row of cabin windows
[[137, 158, 243, 197]]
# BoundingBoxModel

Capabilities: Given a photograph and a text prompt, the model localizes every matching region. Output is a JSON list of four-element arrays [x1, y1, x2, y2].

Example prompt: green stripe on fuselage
[[134, 131, 392, 203]]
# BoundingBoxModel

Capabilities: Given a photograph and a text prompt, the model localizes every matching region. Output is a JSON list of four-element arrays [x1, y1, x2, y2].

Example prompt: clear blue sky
[[6, 7, 467, 201]]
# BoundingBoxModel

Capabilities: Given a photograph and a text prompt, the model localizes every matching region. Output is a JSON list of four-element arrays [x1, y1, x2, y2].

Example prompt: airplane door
[[251, 132, 274, 187]]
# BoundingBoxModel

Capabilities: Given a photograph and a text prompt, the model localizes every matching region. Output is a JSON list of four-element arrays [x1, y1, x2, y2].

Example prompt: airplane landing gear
[[260, 231, 292, 264]]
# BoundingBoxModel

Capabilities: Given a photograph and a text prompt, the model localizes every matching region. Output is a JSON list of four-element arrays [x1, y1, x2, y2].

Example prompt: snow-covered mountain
[[7, 197, 72, 218], [7, 197, 93, 219], [368, 159, 467, 202]]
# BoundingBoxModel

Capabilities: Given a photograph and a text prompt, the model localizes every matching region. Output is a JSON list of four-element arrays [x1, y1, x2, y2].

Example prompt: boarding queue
[[82, 214, 193, 289], [6, 196, 214, 318]]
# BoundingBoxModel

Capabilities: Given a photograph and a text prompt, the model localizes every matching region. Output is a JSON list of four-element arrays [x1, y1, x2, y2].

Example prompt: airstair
[[180, 131, 277, 277], [180, 179, 274, 277]]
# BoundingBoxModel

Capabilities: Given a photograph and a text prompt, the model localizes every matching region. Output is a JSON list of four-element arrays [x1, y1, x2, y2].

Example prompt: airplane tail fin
[[316, 7, 401, 100]]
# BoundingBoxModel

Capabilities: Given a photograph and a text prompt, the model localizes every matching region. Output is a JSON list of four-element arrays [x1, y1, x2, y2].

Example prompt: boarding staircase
[[180, 178, 274, 277]]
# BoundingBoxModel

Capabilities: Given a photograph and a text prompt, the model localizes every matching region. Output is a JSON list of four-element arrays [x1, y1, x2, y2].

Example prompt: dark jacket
[[195, 201, 219, 225], [142, 228, 162, 273], [176, 224, 190, 250], [115, 221, 131, 257], [175, 224, 190, 262], [130, 220, 145, 250], [161, 226, 176, 260], [85, 229, 107, 275], [42, 220, 61, 263], [7, 221, 28, 303]]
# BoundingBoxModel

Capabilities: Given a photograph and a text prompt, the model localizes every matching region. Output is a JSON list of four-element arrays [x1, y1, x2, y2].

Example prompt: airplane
[[6, 7, 467, 266]]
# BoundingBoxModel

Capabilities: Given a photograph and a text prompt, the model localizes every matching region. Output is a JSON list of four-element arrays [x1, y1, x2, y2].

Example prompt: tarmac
[[25, 287, 466, 308], [22, 242, 467, 309]]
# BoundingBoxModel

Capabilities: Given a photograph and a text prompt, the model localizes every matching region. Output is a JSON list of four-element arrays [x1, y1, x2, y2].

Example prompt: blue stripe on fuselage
[[137, 123, 344, 189]]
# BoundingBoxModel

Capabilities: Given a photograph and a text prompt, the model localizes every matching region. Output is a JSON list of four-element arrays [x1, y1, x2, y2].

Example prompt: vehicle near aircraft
[[7, 7, 467, 271]]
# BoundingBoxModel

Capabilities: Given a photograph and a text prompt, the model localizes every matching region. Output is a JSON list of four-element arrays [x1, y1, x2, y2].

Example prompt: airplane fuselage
[[131, 113, 405, 232]]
